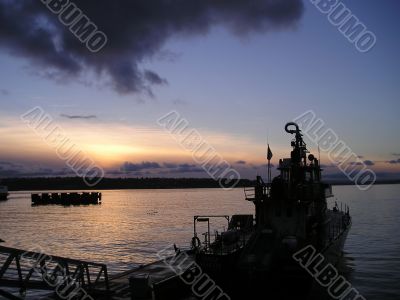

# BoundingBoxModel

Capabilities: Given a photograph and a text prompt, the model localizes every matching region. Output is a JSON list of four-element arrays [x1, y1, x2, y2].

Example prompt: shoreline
[[2, 177, 399, 192]]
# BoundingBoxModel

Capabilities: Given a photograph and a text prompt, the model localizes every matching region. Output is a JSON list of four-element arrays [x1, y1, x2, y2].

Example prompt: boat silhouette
[[189, 122, 352, 299], [0, 185, 8, 201]]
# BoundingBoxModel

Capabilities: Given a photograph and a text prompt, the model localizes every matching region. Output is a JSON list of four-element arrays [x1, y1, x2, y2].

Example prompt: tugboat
[[0, 185, 8, 201], [190, 122, 352, 299]]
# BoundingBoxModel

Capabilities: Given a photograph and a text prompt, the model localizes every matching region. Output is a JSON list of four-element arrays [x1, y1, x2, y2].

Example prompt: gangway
[[0, 245, 110, 299]]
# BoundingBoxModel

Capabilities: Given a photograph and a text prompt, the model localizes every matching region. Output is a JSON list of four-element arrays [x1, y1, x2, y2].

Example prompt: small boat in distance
[[0, 185, 8, 201]]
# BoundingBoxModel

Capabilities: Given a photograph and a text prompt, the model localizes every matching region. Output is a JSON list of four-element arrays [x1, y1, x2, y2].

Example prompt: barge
[[0, 185, 8, 201], [31, 192, 102, 206]]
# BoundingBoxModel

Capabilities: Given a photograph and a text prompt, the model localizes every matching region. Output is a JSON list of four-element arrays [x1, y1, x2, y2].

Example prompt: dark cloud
[[320, 163, 336, 168], [349, 162, 363, 166], [0, 161, 23, 172], [161, 167, 204, 175], [348, 160, 375, 166], [386, 159, 400, 164], [0, 161, 15, 166], [144, 70, 168, 86], [0, 88, 9, 95], [236, 160, 247, 165], [162, 162, 204, 173], [60, 114, 97, 119], [121, 161, 162, 172], [120, 161, 205, 175], [173, 164, 204, 174], [392, 153, 400, 157], [0, 162, 75, 177], [0, 0, 303, 96], [163, 162, 178, 168], [363, 160, 375, 166]]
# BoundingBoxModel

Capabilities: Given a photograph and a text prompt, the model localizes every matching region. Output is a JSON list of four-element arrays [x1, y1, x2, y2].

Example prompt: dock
[[0, 245, 195, 300], [102, 252, 195, 300]]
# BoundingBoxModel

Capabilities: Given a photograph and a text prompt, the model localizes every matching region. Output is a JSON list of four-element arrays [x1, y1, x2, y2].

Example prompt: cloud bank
[[60, 114, 97, 119], [0, 0, 303, 96]]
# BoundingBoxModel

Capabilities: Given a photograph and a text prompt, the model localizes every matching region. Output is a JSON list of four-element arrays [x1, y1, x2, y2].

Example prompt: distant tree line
[[2, 177, 397, 191], [3, 177, 257, 191]]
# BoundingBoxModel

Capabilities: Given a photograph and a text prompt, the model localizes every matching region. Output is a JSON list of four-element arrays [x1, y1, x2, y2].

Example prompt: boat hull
[[322, 222, 351, 266], [195, 224, 351, 300]]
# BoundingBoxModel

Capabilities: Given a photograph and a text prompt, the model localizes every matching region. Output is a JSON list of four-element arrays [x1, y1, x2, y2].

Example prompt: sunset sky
[[0, 0, 399, 181]]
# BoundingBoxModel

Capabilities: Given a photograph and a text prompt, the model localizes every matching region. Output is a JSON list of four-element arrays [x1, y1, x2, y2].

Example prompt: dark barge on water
[[31, 192, 102, 206], [0, 185, 8, 201]]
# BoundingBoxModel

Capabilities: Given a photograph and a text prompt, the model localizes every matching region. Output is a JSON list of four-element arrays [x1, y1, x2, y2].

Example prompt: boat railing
[[194, 213, 255, 255], [200, 229, 252, 255], [327, 202, 351, 243], [244, 185, 270, 201], [329, 200, 350, 215], [244, 187, 255, 200], [193, 215, 230, 250]]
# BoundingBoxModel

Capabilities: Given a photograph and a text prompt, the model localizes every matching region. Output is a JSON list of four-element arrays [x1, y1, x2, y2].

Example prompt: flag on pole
[[267, 144, 273, 161]]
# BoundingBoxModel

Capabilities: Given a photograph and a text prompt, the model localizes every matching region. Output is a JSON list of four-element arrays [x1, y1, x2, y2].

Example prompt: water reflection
[[0, 185, 400, 299]]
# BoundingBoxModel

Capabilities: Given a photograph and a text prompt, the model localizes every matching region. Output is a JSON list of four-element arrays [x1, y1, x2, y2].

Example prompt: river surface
[[0, 185, 399, 299]]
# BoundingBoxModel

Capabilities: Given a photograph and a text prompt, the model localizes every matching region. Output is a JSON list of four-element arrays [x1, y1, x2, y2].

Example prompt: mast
[[284, 122, 308, 183]]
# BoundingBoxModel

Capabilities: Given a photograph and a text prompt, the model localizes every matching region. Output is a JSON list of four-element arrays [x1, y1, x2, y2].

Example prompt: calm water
[[0, 185, 399, 299]]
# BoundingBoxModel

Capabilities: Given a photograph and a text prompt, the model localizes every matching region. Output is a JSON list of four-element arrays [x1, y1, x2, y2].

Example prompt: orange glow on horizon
[[0, 115, 399, 176]]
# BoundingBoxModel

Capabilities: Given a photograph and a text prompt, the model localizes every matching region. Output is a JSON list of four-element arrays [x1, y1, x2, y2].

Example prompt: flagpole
[[267, 143, 272, 185], [267, 131, 270, 184]]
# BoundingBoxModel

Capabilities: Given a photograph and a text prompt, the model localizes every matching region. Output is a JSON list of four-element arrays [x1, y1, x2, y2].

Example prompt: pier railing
[[0, 245, 109, 298]]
